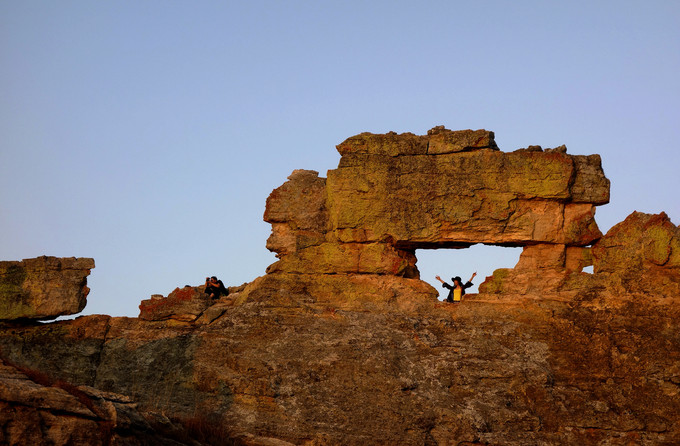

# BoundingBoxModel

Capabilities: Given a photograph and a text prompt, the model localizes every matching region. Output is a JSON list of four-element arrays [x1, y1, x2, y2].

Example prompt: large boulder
[[592, 211, 680, 296], [0, 256, 94, 321]]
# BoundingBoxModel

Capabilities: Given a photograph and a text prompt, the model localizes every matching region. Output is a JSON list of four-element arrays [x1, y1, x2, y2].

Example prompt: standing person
[[205, 276, 229, 300], [435, 272, 477, 303]]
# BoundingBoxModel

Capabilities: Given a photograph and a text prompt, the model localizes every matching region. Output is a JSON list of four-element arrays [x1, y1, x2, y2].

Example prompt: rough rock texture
[[0, 358, 214, 445], [1, 128, 678, 445], [0, 256, 94, 321], [265, 127, 609, 278], [480, 210, 680, 298], [139, 283, 248, 323], [592, 211, 680, 296], [2, 233, 679, 445], [139, 286, 214, 323]]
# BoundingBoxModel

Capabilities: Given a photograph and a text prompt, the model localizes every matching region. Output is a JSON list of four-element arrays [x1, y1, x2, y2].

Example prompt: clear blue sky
[[2, 1, 678, 316]]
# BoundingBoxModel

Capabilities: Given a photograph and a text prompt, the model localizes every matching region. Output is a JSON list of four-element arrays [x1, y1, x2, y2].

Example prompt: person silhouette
[[435, 272, 477, 303], [205, 276, 229, 300]]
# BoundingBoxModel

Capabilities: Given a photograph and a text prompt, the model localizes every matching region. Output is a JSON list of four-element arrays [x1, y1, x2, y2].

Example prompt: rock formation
[[265, 127, 608, 280], [0, 256, 94, 321], [138, 283, 248, 324], [592, 211, 680, 296], [1, 127, 679, 445], [0, 357, 231, 445]]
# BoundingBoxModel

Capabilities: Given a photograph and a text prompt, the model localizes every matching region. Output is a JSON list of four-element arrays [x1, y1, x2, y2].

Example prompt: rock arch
[[264, 127, 610, 284]]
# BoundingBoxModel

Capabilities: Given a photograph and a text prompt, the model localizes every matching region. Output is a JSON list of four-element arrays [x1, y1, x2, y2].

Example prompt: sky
[[1, 1, 678, 316]]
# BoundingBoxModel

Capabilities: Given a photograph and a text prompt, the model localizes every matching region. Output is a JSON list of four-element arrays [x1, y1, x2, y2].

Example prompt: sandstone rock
[[328, 150, 605, 247], [4, 264, 679, 445], [514, 244, 566, 270], [593, 212, 680, 271], [561, 203, 602, 243], [516, 144, 544, 152], [571, 154, 611, 204], [477, 267, 573, 296], [263, 170, 328, 233], [545, 144, 567, 153], [139, 286, 213, 322], [264, 169, 328, 258], [426, 127, 498, 154], [565, 246, 593, 272], [0, 314, 111, 385], [136, 282, 245, 325], [265, 241, 419, 277], [592, 211, 680, 297], [336, 131, 428, 156], [0, 358, 202, 445], [336, 127, 497, 158], [242, 273, 438, 314], [479, 212, 680, 298], [0, 256, 94, 321], [3, 128, 679, 445], [266, 128, 609, 282]]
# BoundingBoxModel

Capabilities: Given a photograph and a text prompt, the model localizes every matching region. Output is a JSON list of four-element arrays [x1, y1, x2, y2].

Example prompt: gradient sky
[[2, 1, 679, 317]]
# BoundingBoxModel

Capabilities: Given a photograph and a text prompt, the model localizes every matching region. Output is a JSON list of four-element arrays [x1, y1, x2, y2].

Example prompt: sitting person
[[205, 276, 229, 300], [435, 272, 477, 303]]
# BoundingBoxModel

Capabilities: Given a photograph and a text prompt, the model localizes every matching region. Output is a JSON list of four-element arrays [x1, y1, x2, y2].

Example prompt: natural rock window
[[416, 245, 523, 298], [264, 127, 609, 297]]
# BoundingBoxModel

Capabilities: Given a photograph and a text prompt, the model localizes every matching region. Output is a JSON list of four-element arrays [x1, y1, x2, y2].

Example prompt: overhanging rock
[[0, 256, 94, 321]]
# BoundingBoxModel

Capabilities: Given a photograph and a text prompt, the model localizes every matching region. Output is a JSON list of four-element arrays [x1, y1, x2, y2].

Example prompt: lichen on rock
[[264, 127, 610, 288], [591, 211, 680, 296], [0, 256, 94, 321], [2, 126, 679, 445]]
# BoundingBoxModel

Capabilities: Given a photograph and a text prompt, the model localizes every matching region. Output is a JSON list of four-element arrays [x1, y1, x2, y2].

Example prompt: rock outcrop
[[1, 128, 679, 445], [138, 283, 247, 323], [139, 286, 214, 323], [0, 357, 229, 445], [592, 211, 680, 296], [480, 210, 680, 297], [265, 127, 609, 280], [0, 256, 94, 321]]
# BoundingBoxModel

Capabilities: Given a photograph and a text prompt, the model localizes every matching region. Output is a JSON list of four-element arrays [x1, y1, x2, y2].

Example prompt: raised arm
[[435, 275, 444, 284], [468, 272, 477, 283]]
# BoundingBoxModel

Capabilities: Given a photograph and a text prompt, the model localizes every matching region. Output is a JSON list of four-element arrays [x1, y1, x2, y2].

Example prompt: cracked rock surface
[[1, 128, 678, 445]]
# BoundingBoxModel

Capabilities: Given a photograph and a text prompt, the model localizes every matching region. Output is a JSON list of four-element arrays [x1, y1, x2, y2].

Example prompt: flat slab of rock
[[0, 256, 94, 321]]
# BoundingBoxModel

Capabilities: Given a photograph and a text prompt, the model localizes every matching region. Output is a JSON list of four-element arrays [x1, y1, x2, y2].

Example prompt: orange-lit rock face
[[0, 256, 94, 321], [265, 127, 609, 277], [2, 129, 680, 446], [591, 211, 680, 296]]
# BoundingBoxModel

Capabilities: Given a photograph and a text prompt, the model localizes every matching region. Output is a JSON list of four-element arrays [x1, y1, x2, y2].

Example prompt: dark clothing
[[441, 281, 473, 303], [206, 280, 229, 299]]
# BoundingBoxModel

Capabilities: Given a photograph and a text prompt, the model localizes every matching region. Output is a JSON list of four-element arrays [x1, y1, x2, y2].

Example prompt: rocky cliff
[[1, 128, 679, 445]]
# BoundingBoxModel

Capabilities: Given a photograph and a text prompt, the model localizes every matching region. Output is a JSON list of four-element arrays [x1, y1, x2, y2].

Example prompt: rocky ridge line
[[1, 127, 679, 445]]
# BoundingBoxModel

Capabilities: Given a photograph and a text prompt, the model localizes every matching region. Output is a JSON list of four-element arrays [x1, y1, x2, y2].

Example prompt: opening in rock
[[416, 245, 523, 300]]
